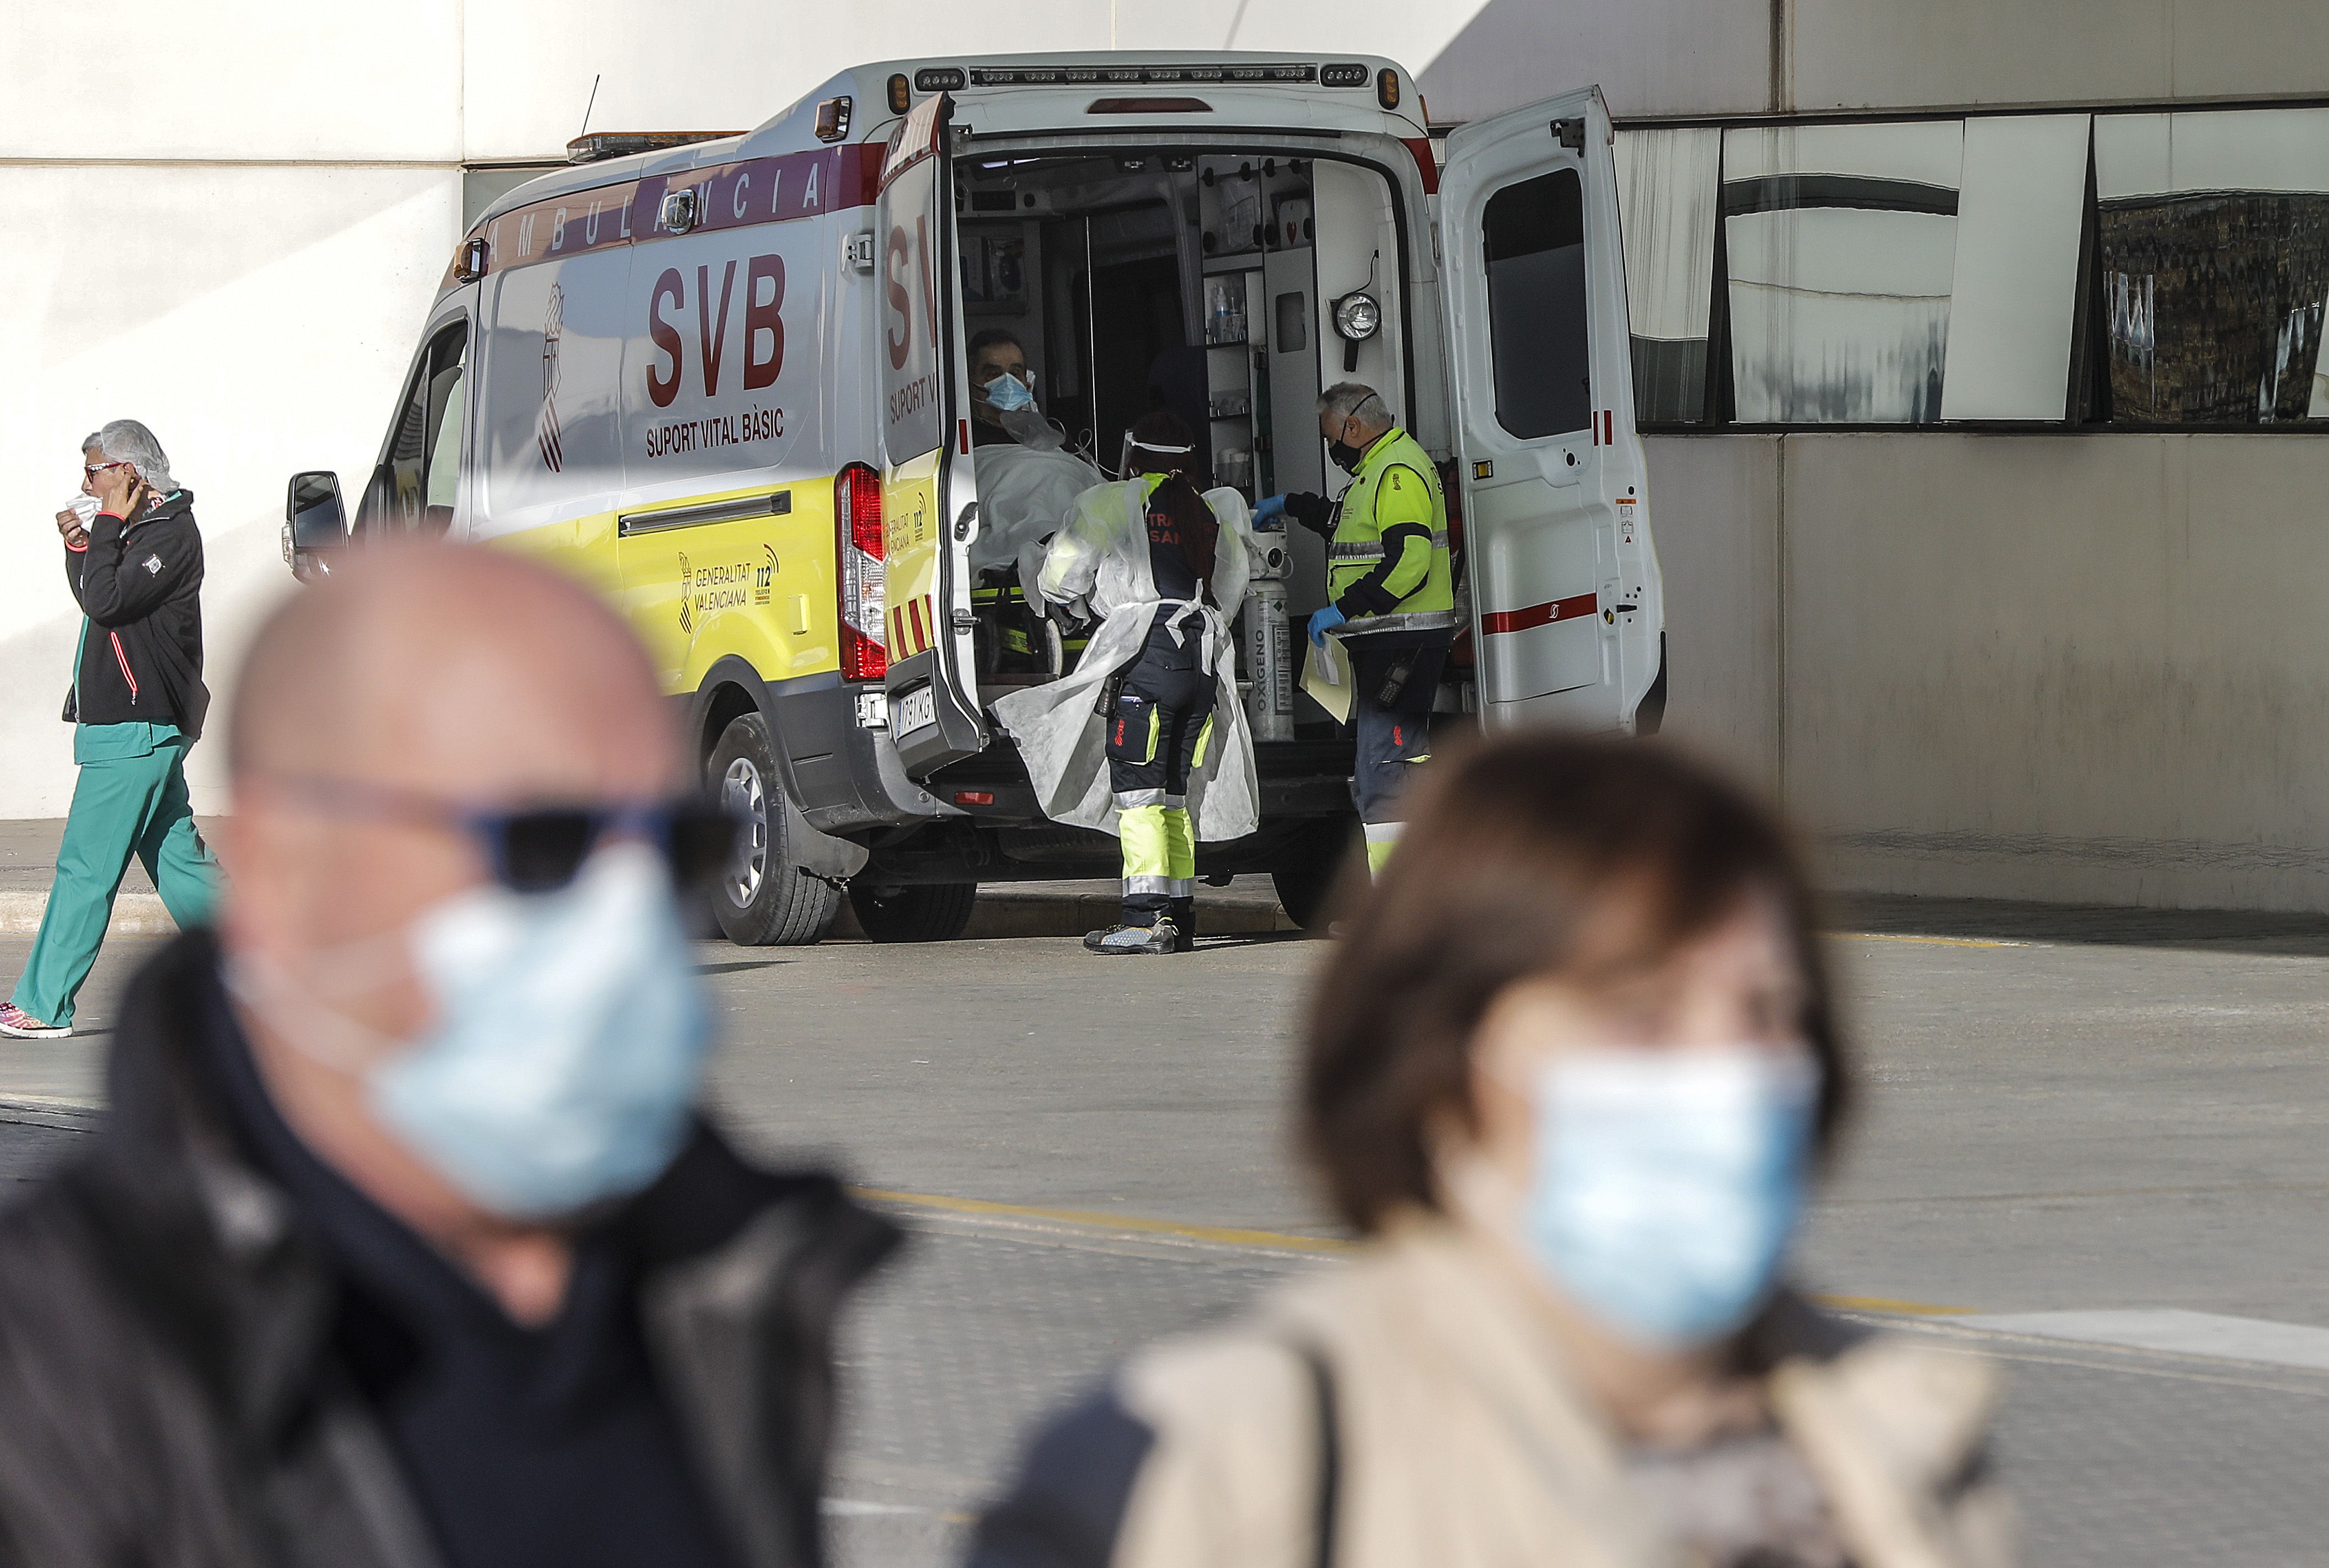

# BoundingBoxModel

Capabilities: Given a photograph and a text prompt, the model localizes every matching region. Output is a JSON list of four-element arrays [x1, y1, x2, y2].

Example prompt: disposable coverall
[[990, 477, 1259, 945]]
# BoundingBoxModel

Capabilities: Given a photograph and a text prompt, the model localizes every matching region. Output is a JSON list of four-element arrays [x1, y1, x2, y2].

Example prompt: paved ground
[[6, 895, 2329, 1565]]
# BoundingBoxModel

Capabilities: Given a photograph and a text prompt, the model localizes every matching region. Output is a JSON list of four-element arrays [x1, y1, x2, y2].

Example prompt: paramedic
[[1256, 383, 1459, 874], [2, 422, 222, 1040], [993, 411, 1260, 956]]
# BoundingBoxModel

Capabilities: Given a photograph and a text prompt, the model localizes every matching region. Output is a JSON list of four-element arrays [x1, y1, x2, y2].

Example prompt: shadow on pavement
[[1828, 893, 2329, 957], [1190, 928, 1324, 951]]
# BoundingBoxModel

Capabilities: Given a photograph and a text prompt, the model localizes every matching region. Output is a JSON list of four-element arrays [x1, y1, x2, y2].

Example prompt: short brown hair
[[1302, 732, 1847, 1233]]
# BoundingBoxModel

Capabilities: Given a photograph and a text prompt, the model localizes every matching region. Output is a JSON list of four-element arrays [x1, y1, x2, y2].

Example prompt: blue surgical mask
[[981, 372, 1035, 412], [232, 843, 711, 1220], [1522, 1047, 1818, 1350]]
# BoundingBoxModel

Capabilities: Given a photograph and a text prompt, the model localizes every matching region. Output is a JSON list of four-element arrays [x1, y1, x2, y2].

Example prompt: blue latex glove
[[1308, 603, 1347, 647], [1253, 494, 1290, 525]]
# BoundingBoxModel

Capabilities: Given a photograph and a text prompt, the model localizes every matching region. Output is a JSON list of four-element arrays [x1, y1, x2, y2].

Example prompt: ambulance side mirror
[[283, 470, 347, 584]]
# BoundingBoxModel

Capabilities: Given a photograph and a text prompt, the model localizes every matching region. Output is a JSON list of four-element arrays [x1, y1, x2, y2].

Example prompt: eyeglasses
[[83, 462, 129, 480], [257, 774, 742, 893]]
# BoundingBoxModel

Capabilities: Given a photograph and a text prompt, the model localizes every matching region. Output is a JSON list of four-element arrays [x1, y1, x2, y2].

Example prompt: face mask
[[1519, 1047, 1818, 1350], [231, 843, 711, 1220], [1327, 437, 1366, 474], [981, 372, 1035, 413], [65, 493, 100, 525]]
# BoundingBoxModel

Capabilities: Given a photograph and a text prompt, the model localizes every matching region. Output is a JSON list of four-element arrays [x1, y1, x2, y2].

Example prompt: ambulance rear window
[[1481, 168, 1589, 440]]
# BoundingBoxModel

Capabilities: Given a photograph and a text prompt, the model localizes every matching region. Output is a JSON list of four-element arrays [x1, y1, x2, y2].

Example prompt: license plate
[[893, 683, 936, 735]]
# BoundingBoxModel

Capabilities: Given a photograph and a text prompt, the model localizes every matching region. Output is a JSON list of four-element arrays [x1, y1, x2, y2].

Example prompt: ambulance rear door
[[1434, 86, 1663, 732], [875, 93, 986, 774]]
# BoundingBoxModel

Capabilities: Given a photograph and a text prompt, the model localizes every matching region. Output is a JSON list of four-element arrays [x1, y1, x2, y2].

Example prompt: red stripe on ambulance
[[1479, 592, 1600, 636]]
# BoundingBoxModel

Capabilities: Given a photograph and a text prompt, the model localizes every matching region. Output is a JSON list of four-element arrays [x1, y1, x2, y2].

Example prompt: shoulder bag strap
[[1291, 1339, 1341, 1568]]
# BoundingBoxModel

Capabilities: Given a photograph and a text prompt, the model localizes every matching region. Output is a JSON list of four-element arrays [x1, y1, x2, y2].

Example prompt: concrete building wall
[[1422, 0, 2329, 124], [1650, 432, 2329, 911], [1789, 0, 2329, 115]]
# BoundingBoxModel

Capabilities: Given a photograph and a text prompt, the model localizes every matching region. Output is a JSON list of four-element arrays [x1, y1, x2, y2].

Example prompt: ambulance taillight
[[836, 462, 886, 681]]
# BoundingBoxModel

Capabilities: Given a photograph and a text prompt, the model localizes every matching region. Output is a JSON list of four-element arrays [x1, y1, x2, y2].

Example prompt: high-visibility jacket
[[1325, 427, 1459, 641]]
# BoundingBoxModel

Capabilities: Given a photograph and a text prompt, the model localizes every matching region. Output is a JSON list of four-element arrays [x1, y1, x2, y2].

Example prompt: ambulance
[[282, 52, 1666, 946]]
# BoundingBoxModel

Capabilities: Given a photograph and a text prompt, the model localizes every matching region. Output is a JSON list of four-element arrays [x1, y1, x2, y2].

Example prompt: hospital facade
[[4, 0, 2326, 908]]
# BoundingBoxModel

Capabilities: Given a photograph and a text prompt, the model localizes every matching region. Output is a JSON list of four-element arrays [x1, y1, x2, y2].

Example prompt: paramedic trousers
[[1106, 630, 1218, 930], [13, 724, 221, 1029], [1350, 640, 1449, 874]]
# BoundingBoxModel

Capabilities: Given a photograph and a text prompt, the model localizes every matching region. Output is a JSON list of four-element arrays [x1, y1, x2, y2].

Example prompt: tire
[[848, 881, 979, 943], [1272, 818, 1357, 932], [707, 714, 842, 946]]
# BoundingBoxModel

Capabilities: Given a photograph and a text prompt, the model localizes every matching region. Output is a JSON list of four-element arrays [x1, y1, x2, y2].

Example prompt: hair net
[[89, 420, 174, 491]]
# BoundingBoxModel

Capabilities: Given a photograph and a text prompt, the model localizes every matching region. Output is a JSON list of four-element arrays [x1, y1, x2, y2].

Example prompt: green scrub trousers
[[10, 721, 220, 1029]]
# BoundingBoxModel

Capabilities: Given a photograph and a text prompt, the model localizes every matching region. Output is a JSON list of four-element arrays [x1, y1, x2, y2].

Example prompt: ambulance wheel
[[1271, 818, 1358, 932], [709, 715, 842, 947], [848, 882, 978, 943]]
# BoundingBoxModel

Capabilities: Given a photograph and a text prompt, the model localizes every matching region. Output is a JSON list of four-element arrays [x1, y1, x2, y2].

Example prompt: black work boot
[[1083, 918, 1180, 955]]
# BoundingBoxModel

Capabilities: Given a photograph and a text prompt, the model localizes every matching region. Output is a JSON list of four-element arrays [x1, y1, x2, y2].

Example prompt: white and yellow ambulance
[[282, 53, 1666, 945]]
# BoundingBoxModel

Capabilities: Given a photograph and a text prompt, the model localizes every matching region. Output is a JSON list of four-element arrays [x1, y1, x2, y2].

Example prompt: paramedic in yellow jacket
[[1256, 383, 1459, 874], [991, 411, 1259, 956]]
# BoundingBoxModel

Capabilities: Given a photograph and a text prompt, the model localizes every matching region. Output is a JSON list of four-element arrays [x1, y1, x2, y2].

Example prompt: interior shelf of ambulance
[[953, 151, 1337, 739]]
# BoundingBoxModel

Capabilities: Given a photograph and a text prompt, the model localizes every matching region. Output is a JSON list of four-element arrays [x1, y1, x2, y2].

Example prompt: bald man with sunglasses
[[0, 543, 898, 1568]]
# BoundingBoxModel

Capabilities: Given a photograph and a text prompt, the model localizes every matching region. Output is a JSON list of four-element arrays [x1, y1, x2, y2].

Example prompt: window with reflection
[[1615, 129, 1720, 423], [2095, 111, 2329, 425], [1722, 122, 1963, 424]]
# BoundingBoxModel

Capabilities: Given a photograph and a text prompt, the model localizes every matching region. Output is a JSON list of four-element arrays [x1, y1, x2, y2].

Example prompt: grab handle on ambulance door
[[954, 502, 978, 542]]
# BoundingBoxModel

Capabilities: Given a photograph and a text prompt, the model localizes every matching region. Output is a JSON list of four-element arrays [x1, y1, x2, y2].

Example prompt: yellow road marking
[[854, 1187, 1353, 1254], [1814, 1293, 1975, 1317], [858, 1187, 1974, 1317]]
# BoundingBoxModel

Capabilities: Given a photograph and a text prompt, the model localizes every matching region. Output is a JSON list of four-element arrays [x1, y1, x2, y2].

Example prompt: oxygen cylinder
[[1243, 527, 1294, 742]]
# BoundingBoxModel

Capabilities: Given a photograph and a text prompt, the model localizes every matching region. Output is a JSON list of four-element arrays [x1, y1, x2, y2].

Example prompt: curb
[[0, 889, 1300, 943], [0, 890, 176, 938], [0, 1094, 101, 1130]]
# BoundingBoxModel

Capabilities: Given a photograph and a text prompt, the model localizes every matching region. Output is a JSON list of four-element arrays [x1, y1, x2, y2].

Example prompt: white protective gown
[[991, 479, 1260, 842]]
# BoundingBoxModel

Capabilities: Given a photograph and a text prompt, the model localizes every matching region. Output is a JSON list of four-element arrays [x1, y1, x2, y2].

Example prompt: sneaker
[[0, 1003, 68, 1039], [1082, 919, 1180, 955]]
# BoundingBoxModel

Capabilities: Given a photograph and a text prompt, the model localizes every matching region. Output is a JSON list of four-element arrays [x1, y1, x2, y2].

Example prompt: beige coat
[[1105, 1216, 2015, 1568]]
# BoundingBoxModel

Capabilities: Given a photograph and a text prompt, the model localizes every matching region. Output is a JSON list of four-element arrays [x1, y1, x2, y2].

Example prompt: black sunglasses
[[260, 774, 742, 894]]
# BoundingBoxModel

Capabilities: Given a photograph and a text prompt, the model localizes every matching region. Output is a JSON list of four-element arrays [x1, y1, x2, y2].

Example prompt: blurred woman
[[968, 731, 2015, 1568]]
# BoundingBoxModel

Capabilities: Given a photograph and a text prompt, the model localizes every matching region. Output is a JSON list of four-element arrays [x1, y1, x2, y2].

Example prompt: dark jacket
[[0, 931, 901, 1568], [66, 488, 210, 737]]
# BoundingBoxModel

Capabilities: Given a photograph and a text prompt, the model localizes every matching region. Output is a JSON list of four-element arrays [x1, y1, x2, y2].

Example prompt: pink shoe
[[0, 1003, 67, 1039]]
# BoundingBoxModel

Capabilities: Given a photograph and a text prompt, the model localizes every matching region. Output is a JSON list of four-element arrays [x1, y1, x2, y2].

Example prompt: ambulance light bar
[[566, 130, 741, 165], [956, 63, 1358, 88]]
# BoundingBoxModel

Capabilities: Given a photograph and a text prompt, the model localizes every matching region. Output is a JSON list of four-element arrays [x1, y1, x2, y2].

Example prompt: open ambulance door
[[1436, 86, 1663, 733], [876, 92, 988, 774]]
